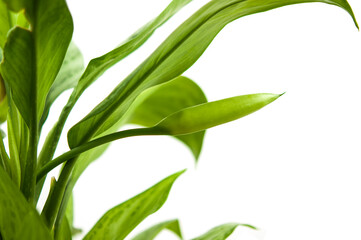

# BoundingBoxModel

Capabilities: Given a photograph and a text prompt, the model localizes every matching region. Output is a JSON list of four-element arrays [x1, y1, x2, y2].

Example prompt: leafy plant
[[0, 0, 357, 239]]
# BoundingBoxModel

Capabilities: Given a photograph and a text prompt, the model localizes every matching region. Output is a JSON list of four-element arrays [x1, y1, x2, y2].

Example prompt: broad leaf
[[0, 167, 52, 240], [0, 0, 73, 127], [191, 223, 256, 240], [84, 170, 185, 240], [125, 76, 207, 159], [132, 219, 182, 240], [40, 42, 84, 128], [68, 0, 358, 149]]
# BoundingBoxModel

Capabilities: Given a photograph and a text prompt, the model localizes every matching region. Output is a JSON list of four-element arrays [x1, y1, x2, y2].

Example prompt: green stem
[[37, 127, 162, 182], [40, 126, 162, 227]]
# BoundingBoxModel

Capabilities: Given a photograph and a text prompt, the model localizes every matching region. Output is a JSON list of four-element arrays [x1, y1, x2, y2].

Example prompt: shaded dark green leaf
[[191, 223, 256, 240], [132, 219, 183, 240], [84, 170, 185, 240], [68, 0, 358, 149]]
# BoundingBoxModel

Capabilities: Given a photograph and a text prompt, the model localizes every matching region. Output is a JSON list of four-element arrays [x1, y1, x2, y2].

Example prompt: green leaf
[[155, 93, 282, 135], [55, 216, 72, 240], [125, 76, 207, 159], [191, 223, 256, 240], [0, 0, 73, 127], [0, 1, 12, 49], [84, 170, 185, 240], [67, 0, 358, 149], [132, 219, 183, 240], [0, 167, 52, 240], [40, 42, 84, 128]]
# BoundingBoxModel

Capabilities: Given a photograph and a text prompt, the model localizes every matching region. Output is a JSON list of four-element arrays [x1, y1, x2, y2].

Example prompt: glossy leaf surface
[[84, 170, 184, 240], [0, 167, 52, 240], [132, 219, 182, 240], [192, 223, 256, 240], [68, 0, 358, 149]]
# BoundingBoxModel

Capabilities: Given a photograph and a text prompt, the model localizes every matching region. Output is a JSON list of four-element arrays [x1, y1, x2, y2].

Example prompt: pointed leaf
[[40, 42, 84, 127], [132, 219, 182, 240], [84, 170, 185, 240], [68, 0, 358, 149], [0, 0, 73, 126], [156, 93, 282, 135], [0, 167, 52, 240], [191, 223, 256, 240]]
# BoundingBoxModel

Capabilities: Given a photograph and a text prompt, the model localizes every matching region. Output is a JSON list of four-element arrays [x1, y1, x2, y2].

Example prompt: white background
[[44, 0, 361, 239]]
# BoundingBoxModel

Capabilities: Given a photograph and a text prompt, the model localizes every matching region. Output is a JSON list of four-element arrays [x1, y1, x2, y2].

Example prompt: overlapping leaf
[[0, 167, 52, 240], [191, 223, 256, 240], [84, 170, 184, 240], [132, 219, 183, 240], [68, 0, 358, 149], [0, 0, 73, 127]]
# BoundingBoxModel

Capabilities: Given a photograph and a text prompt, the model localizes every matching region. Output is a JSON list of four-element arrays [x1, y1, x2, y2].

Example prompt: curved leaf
[[84, 170, 185, 240], [38, 92, 281, 179], [132, 219, 182, 240], [68, 0, 358, 149], [156, 93, 282, 135], [40, 42, 84, 128], [191, 223, 256, 240], [0, 1, 12, 49], [126, 76, 207, 159], [0, 167, 52, 240]]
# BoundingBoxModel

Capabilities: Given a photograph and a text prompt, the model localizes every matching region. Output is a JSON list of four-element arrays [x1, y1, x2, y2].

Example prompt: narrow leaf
[[68, 0, 358, 149], [0, 167, 52, 240], [191, 223, 256, 240], [132, 219, 183, 240], [155, 93, 282, 135], [40, 42, 84, 128], [0, 1, 12, 49], [84, 170, 185, 240]]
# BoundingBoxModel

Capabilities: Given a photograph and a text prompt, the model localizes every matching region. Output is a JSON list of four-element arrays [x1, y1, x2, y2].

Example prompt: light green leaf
[[84, 170, 185, 240], [0, 167, 52, 240], [0, 1, 12, 49], [40, 42, 84, 128], [68, 0, 358, 149], [0, 0, 73, 127], [191, 223, 256, 240], [125, 76, 207, 159], [156, 93, 282, 135], [54, 216, 72, 240], [132, 219, 183, 240]]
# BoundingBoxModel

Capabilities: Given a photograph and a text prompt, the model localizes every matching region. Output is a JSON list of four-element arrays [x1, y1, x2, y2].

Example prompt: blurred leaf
[[132, 219, 182, 240], [155, 93, 282, 135], [84, 170, 185, 240], [0, 166, 52, 240], [0, 1, 12, 49], [40, 42, 84, 128], [68, 0, 358, 149], [0, 0, 73, 126], [191, 223, 256, 240], [55, 216, 72, 240]]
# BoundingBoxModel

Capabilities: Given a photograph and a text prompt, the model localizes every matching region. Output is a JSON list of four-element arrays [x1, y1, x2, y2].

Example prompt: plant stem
[[40, 126, 163, 227], [37, 127, 163, 181]]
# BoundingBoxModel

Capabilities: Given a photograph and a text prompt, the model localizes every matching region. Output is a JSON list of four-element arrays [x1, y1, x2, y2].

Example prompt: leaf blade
[[132, 219, 183, 240], [84, 170, 185, 240], [68, 0, 357, 149], [191, 223, 256, 240]]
